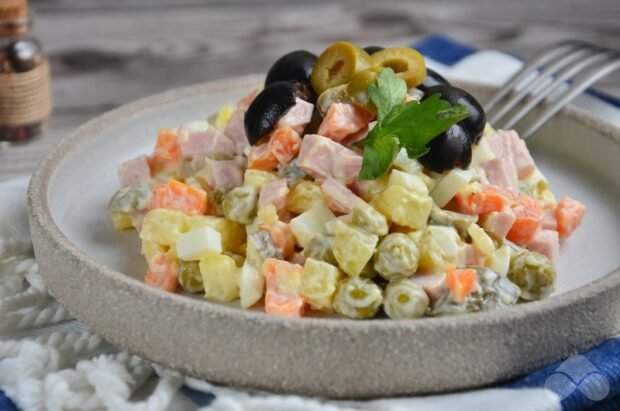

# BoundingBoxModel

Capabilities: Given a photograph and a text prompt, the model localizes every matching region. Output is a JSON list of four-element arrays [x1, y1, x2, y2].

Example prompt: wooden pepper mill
[[0, 0, 51, 142]]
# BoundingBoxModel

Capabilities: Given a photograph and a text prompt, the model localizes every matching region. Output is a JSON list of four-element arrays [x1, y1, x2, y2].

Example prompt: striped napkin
[[1, 35, 618, 411]]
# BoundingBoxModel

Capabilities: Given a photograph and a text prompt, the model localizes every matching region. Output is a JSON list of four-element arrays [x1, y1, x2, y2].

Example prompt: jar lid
[[0, 0, 28, 22]]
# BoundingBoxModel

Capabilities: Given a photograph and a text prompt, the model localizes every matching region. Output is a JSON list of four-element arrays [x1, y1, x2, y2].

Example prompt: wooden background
[[1, 0, 619, 181]]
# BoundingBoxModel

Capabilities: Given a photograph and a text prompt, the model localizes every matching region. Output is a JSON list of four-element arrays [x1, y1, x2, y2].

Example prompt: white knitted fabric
[[0, 177, 563, 411]]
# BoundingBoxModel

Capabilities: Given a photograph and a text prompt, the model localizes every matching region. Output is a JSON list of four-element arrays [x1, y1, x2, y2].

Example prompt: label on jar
[[0, 60, 51, 127]]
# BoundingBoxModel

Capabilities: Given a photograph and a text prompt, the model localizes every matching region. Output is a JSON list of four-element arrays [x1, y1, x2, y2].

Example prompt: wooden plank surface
[[1, 0, 619, 181]]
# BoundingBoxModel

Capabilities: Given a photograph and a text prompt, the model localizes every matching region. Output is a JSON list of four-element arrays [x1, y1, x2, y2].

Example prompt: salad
[[108, 42, 586, 319]]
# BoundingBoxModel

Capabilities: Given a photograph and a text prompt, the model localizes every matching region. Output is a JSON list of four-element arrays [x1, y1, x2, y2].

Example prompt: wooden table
[[1, 0, 618, 181]]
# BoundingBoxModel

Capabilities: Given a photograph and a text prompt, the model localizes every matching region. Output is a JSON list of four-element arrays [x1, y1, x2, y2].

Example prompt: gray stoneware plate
[[28, 74, 620, 398]]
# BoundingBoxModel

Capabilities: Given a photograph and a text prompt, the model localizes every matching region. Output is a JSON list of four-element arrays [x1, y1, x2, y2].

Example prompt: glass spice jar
[[0, 0, 51, 143]]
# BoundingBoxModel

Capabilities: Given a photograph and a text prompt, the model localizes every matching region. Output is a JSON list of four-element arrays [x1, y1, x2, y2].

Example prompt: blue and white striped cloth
[[1, 35, 618, 411]]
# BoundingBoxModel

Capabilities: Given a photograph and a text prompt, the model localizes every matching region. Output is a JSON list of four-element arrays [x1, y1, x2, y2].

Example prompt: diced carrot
[[247, 143, 279, 171], [258, 222, 295, 259], [317, 103, 375, 142], [267, 126, 302, 164], [145, 253, 178, 292], [555, 196, 586, 241], [148, 129, 181, 175], [445, 267, 477, 303], [148, 180, 208, 216], [453, 184, 511, 215], [506, 194, 543, 245], [262, 258, 305, 317]]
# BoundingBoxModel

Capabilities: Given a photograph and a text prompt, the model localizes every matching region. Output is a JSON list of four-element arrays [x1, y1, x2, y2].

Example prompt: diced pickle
[[211, 187, 232, 216], [246, 230, 283, 269], [383, 279, 429, 319], [333, 277, 383, 319], [108, 184, 152, 214], [178, 260, 204, 293], [243, 169, 280, 191], [332, 221, 378, 277], [429, 206, 477, 239], [222, 185, 258, 225], [352, 202, 389, 236], [373, 233, 419, 281], [303, 234, 338, 266], [278, 162, 307, 184], [372, 185, 432, 230], [301, 258, 343, 311], [508, 250, 556, 300]]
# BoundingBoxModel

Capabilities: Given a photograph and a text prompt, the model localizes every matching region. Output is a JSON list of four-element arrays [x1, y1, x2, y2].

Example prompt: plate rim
[[27, 74, 620, 331]]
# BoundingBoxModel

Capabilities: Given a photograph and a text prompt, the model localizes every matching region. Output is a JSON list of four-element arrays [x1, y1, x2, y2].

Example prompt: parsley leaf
[[357, 71, 470, 180], [367, 68, 407, 122]]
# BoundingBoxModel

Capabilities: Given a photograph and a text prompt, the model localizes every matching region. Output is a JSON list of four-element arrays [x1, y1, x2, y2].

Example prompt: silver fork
[[484, 40, 620, 139]]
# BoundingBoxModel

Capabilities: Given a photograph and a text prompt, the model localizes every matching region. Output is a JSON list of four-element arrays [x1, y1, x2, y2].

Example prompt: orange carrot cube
[[148, 180, 208, 216], [145, 253, 178, 292]]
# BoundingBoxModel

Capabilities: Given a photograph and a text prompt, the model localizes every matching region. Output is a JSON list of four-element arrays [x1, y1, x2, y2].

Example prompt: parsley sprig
[[356, 68, 470, 180]]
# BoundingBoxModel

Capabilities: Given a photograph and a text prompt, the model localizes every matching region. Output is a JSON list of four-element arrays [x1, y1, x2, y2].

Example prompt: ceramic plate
[[28, 74, 620, 398]]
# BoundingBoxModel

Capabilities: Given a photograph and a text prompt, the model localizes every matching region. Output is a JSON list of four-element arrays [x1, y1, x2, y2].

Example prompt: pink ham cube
[[317, 103, 374, 142], [320, 177, 362, 214], [180, 129, 236, 158], [258, 179, 290, 211], [481, 206, 517, 240], [277, 98, 314, 134], [527, 229, 560, 263], [202, 159, 243, 190], [297, 134, 363, 185], [117, 155, 151, 187]]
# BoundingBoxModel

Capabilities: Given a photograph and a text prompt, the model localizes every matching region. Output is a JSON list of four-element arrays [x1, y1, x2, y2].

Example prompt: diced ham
[[223, 110, 249, 155], [460, 244, 486, 267], [317, 103, 374, 142], [341, 125, 369, 146], [258, 179, 290, 211], [410, 273, 447, 304], [481, 129, 535, 190], [555, 196, 586, 241], [297, 134, 363, 185], [480, 158, 519, 195], [542, 208, 558, 230], [201, 159, 243, 190], [277, 98, 314, 134], [117, 155, 150, 187], [320, 177, 363, 214], [480, 206, 517, 240], [247, 143, 279, 171], [527, 229, 560, 263], [180, 129, 236, 158]]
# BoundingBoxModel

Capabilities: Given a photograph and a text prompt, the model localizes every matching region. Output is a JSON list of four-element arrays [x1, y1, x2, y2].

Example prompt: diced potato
[[467, 223, 496, 257], [178, 260, 204, 293], [213, 105, 235, 130], [199, 252, 240, 302], [140, 209, 188, 246], [257, 204, 279, 225], [332, 221, 378, 277], [301, 258, 343, 311], [239, 261, 265, 308], [186, 215, 246, 254], [471, 137, 495, 166], [141, 241, 174, 262], [485, 245, 511, 276], [287, 181, 326, 214], [387, 169, 428, 195], [243, 169, 280, 191], [176, 225, 222, 261], [418, 225, 461, 273], [289, 204, 336, 248], [224, 252, 245, 267], [393, 148, 423, 174], [430, 168, 476, 208], [110, 212, 133, 230], [483, 122, 496, 137], [372, 186, 432, 230]]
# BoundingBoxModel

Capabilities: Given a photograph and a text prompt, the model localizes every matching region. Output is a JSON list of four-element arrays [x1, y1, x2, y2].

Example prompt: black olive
[[244, 81, 311, 145], [265, 50, 317, 87], [419, 123, 472, 172], [422, 85, 486, 144], [419, 68, 450, 91], [363, 46, 384, 55]]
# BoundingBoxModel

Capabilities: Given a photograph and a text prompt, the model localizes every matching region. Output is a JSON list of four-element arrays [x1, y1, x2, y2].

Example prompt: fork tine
[[520, 53, 620, 139], [500, 49, 614, 130], [488, 44, 595, 127], [484, 40, 579, 112]]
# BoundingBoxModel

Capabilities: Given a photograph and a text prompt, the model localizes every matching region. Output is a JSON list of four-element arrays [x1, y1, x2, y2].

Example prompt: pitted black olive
[[363, 45, 384, 55], [419, 123, 472, 172], [244, 81, 311, 145], [265, 50, 317, 87], [422, 85, 486, 143], [419, 68, 450, 91]]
